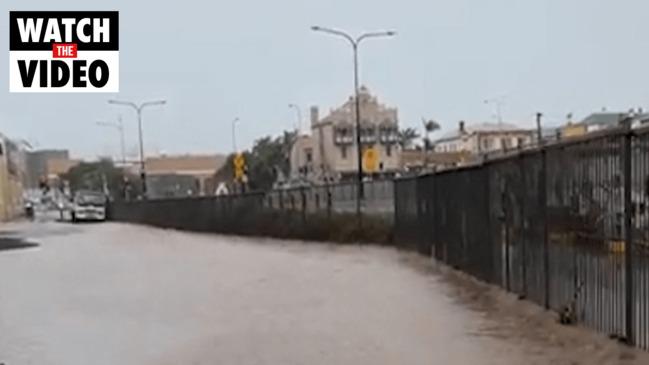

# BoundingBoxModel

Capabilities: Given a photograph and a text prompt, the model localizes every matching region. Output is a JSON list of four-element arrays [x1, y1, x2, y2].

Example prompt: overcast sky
[[2, 0, 649, 159]]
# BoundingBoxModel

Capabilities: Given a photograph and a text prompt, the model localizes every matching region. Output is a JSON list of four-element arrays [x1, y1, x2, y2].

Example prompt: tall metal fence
[[263, 180, 394, 220], [394, 125, 649, 350], [111, 179, 395, 238]]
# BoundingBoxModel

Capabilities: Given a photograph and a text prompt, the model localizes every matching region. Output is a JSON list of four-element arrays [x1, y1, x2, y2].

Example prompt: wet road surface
[[1, 220, 648, 364]]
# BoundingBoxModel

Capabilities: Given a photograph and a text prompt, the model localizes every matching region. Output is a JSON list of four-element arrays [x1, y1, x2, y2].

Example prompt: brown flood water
[[0, 221, 647, 364]]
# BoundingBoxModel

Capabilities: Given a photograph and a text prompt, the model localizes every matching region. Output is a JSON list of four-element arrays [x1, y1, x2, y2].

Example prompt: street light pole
[[288, 104, 304, 179], [96, 115, 126, 164], [288, 103, 303, 134], [311, 26, 395, 217], [232, 117, 240, 154], [108, 99, 166, 197], [484, 97, 505, 125]]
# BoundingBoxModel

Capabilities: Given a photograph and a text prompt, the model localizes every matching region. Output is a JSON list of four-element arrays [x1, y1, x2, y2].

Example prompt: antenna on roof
[[484, 97, 505, 125]]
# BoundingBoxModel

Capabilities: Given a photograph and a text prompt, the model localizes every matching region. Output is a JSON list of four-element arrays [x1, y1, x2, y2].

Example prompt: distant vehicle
[[70, 191, 107, 222], [24, 200, 34, 220]]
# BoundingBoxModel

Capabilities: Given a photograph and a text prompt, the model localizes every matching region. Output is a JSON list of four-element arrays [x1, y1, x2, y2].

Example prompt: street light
[[96, 115, 126, 164], [232, 117, 240, 153], [288, 103, 303, 134], [288, 104, 304, 179], [107, 99, 166, 197], [311, 26, 395, 216]]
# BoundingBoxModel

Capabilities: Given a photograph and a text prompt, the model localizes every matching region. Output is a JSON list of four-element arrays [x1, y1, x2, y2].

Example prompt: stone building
[[434, 121, 534, 155], [290, 87, 400, 183]]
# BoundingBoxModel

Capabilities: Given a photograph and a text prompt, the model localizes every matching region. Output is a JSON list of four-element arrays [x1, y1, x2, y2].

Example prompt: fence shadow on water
[[394, 125, 649, 351]]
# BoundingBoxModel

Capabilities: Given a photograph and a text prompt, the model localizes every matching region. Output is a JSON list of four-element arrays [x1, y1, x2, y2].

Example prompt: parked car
[[70, 191, 107, 222]]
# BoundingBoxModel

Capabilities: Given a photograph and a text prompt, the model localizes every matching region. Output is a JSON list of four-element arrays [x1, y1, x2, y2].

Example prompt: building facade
[[0, 135, 27, 221], [25, 149, 70, 189], [290, 87, 400, 183], [143, 154, 226, 198], [560, 112, 629, 139], [434, 121, 534, 155]]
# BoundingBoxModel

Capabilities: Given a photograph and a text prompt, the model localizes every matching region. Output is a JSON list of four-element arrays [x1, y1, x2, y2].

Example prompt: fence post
[[327, 183, 332, 220], [483, 164, 492, 282], [541, 147, 550, 309], [301, 186, 307, 224], [624, 121, 634, 345], [393, 179, 399, 242], [501, 180, 511, 292], [416, 176, 427, 255], [279, 189, 284, 211], [519, 153, 528, 299], [430, 172, 437, 259]]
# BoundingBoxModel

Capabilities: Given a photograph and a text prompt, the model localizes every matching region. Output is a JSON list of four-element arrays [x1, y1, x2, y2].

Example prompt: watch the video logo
[[9, 11, 119, 93]]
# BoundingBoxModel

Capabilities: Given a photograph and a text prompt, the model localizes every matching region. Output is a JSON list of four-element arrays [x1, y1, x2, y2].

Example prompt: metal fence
[[263, 180, 394, 221], [111, 179, 395, 237], [394, 125, 649, 350]]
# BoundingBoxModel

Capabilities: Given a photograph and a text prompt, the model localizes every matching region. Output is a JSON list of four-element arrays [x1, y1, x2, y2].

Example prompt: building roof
[[145, 154, 226, 176], [435, 122, 532, 143], [578, 112, 627, 127], [314, 86, 398, 127]]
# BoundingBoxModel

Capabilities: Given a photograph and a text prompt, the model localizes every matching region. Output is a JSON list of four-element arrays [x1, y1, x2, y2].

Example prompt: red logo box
[[52, 43, 78, 58]]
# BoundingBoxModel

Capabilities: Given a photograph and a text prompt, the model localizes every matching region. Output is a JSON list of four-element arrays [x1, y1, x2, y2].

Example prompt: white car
[[70, 191, 107, 222]]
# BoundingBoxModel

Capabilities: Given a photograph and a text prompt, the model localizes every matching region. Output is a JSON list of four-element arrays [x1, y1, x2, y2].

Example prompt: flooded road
[[0, 220, 647, 364]]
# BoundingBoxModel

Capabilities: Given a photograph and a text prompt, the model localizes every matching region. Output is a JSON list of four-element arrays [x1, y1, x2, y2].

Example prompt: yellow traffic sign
[[233, 153, 245, 168], [234, 167, 244, 180], [363, 147, 378, 172], [233, 153, 246, 181]]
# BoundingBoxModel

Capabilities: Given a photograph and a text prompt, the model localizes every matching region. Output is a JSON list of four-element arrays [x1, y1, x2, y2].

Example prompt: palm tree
[[398, 127, 420, 149], [422, 118, 440, 151]]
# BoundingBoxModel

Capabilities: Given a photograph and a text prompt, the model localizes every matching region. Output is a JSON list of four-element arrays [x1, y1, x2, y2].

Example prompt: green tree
[[422, 118, 441, 151], [214, 130, 297, 192], [60, 159, 140, 200]]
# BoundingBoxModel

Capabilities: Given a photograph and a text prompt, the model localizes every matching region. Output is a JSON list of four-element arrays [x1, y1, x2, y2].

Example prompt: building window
[[379, 121, 398, 144], [305, 148, 313, 163], [360, 125, 376, 144], [386, 145, 392, 157], [341, 146, 347, 159], [517, 137, 525, 147], [334, 125, 354, 145], [481, 138, 488, 150]]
